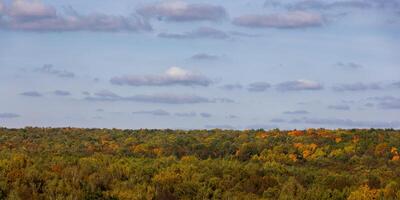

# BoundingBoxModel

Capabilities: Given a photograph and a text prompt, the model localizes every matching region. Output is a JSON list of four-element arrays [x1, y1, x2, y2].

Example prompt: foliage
[[0, 127, 399, 199]]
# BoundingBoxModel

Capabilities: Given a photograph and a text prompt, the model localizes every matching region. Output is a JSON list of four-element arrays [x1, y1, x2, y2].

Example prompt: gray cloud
[[35, 64, 75, 78], [158, 27, 229, 39], [287, 0, 400, 11], [364, 103, 374, 107], [335, 62, 363, 69], [137, 1, 226, 22], [190, 53, 219, 61], [20, 91, 43, 97], [227, 114, 238, 119], [283, 110, 310, 115], [391, 81, 400, 88], [174, 111, 196, 117], [0, 2, 4, 15], [85, 90, 231, 104], [247, 82, 271, 92], [220, 83, 243, 91], [233, 11, 324, 29], [368, 96, 400, 109], [111, 67, 212, 87], [53, 90, 71, 96], [289, 117, 400, 128], [200, 112, 212, 118], [270, 118, 286, 123], [246, 124, 278, 130], [132, 109, 170, 116], [328, 104, 351, 110], [214, 98, 235, 103], [0, 113, 20, 119], [333, 82, 383, 92], [0, 1, 151, 32], [287, 0, 372, 10], [229, 31, 263, 38], [205, 124, 236, 129], [276, 80, 323, 91]]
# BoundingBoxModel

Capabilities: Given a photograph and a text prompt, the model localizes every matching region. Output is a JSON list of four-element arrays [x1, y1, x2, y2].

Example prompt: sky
[[0, 0, 399, 130]]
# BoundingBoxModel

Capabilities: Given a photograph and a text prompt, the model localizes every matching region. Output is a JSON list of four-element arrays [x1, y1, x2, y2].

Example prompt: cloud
[[220, 83, 243, 91], [270, 118, 286, 123], [364, 103, 374, 107], [287, 0, 372, 10], [200, 112, 212, 118], [229, 31, 263, 38], [137, 1, 226, 22], [190, 53, 219, 61], [174, 111, 196, 117], [368, 96, 400, 109], [247, 82, 271, 92], [53, 90, 71, 96], [233, 11, 324, 29], [132, 109, 170, 116], [283, 110, 310, 115], [158, 27, 229, 39], [276, 80, 323, 91], [35, 64, 75, 78], [0, 0, 151, 32], [328, 104, 351, 110], [7, 0, 57, 20], [85, 90, 230, 104], [391, 81, 400, 88], [0, 113, 20, 119], [227, 114, 238, 119], [110, 67, 212, 87], [0, 2, 4, 15], [333, 82, 383, 92], [246, 124, 278, 130], [335, 62, 363, 69], [204, 124, 236, 129], [20, 91, 43, 97], [289, 117, 400, 128]]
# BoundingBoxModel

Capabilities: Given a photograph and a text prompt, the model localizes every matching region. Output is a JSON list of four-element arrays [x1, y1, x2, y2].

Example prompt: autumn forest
[[0, 128, 399, 199]]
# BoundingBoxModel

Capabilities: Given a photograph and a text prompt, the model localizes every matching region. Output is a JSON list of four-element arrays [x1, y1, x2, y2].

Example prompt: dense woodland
[[0, 128, 399, 199]]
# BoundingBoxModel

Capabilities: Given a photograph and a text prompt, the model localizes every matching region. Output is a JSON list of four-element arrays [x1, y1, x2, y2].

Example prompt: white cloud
[[110, 67, 212, 87], [0, 0, 151, 32], [137, 1, 226, 22], [8, 0, 57, 19], [276, 80, 323, 91]]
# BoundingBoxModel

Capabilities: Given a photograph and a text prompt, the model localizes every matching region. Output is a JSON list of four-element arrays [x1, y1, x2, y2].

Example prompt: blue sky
[[0, 0, 399, 129]]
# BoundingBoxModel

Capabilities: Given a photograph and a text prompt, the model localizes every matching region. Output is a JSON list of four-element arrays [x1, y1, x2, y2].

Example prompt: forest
[[0, 127, 399, 200]]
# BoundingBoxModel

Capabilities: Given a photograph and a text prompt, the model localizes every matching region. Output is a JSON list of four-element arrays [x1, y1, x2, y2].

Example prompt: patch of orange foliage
[[303, 150, 312, 158], [391, 147, 398, 154], [288, 130, 304, 137], [289, 154, 297, 162], [309, 143, 318, 151], [256, 132, 269, 139], [335, 137, 342, 143], [293, 143, 304, 148], [392, 155, 400, 161]]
